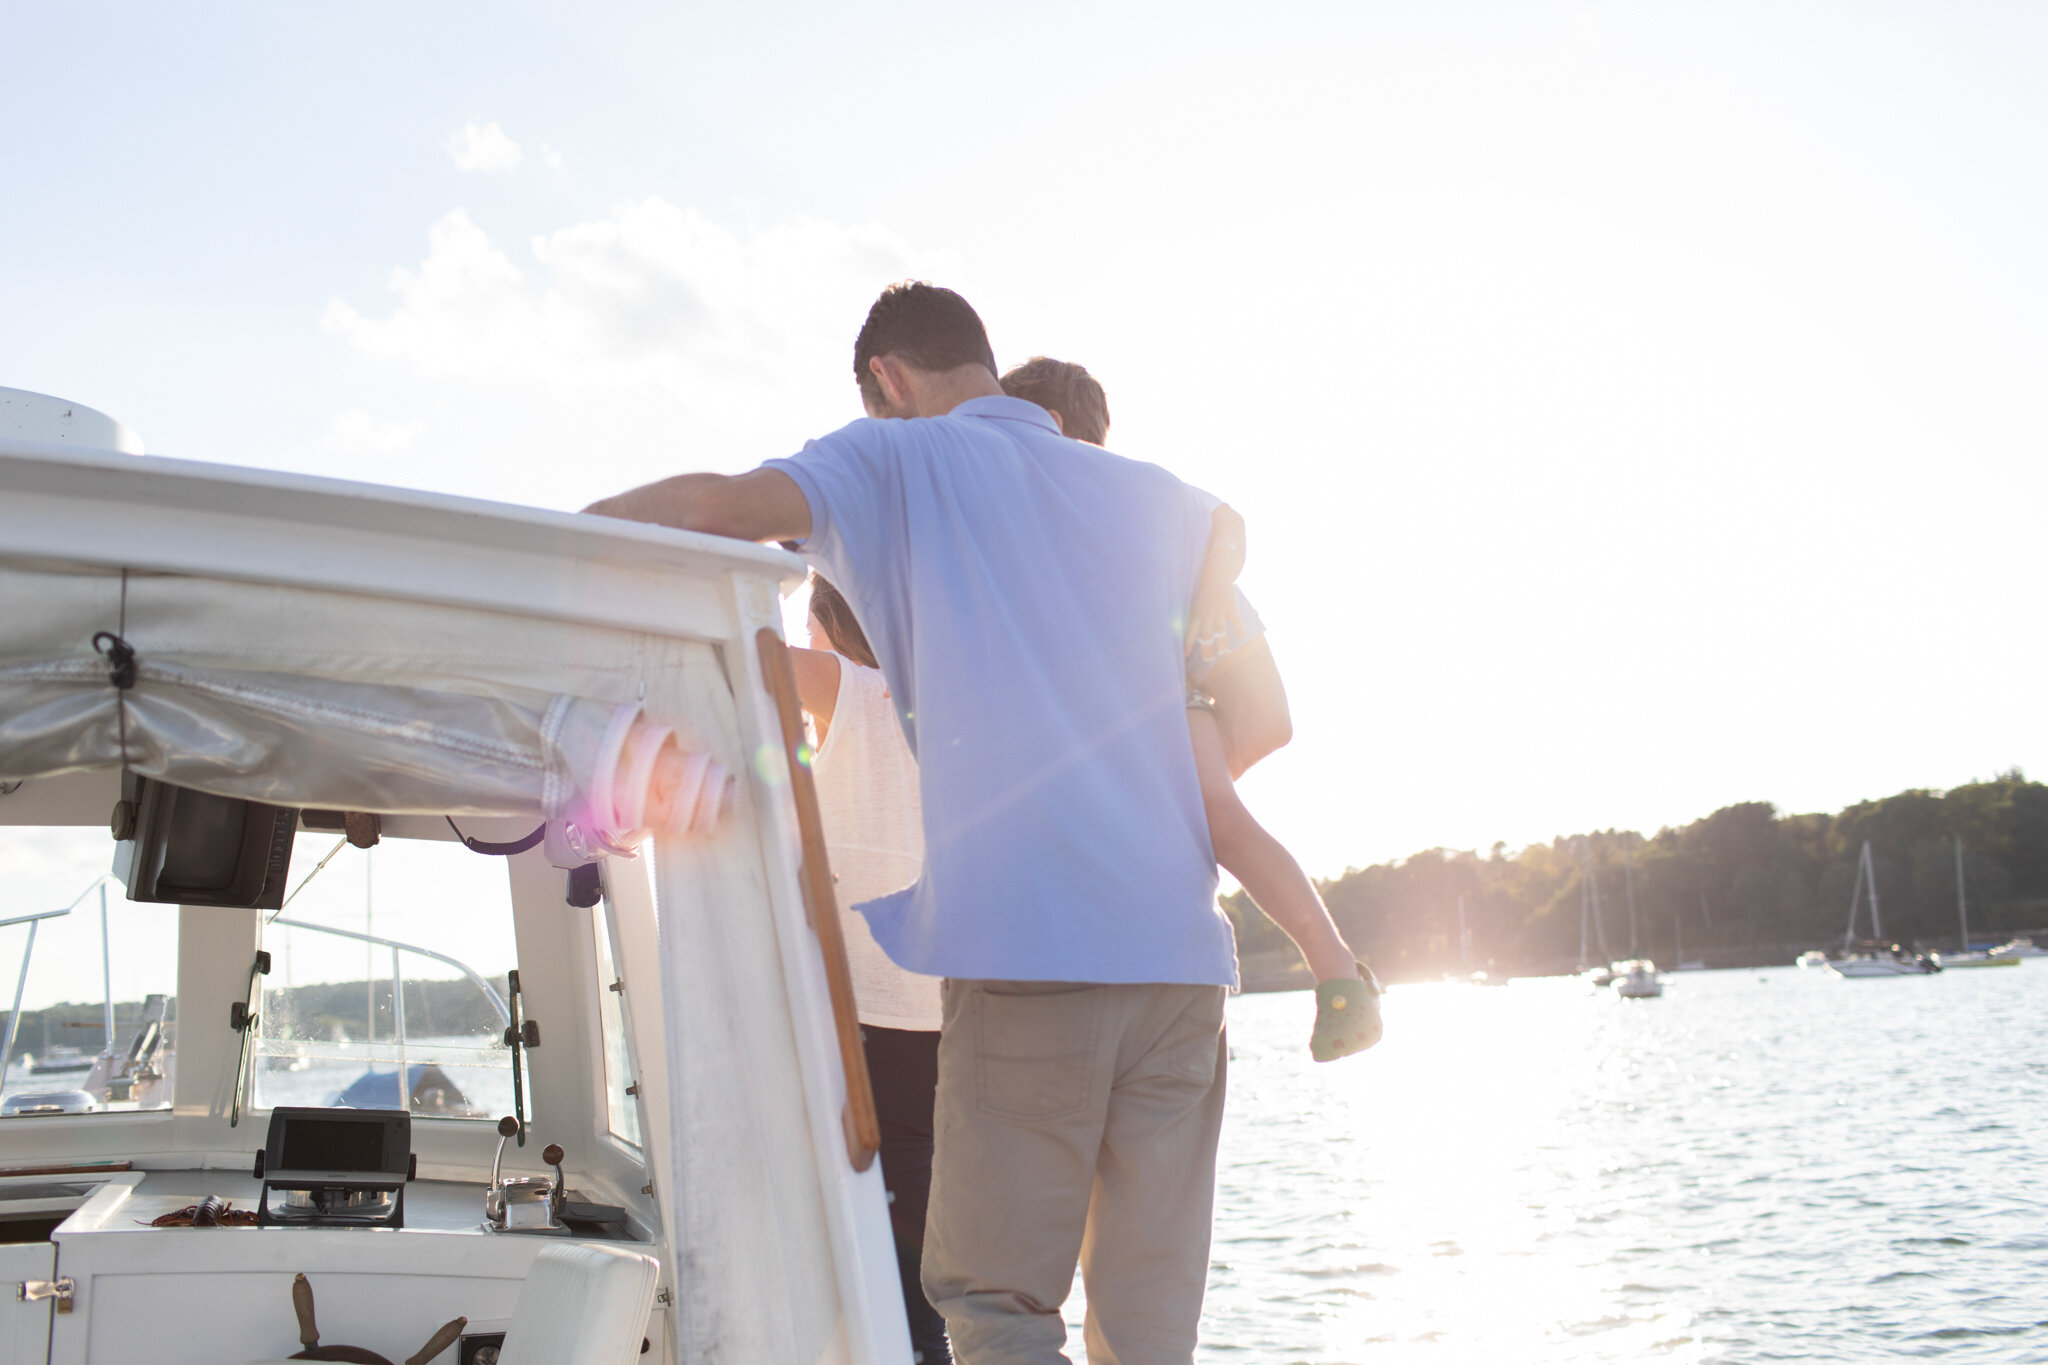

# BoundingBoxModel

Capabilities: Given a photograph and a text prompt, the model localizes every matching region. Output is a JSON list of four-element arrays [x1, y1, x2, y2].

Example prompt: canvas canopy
[[0, 439, 901, 1365], [0, 561, 732, 865]]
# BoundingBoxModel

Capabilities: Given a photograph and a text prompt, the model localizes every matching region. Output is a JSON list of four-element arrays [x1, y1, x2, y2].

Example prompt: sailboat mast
[[1589, 855, 1610, 961], [1624, 842, 1640, 955], [1456, 894, 1470, 972], [1955, 837, 1969, 949], [1844, 841, 1867, 952], [1865, 841, 1883, 942], [1579, 875, 1591, 969]]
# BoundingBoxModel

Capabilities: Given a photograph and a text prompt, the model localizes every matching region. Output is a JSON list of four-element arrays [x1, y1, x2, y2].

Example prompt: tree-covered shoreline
[[1228, 772, 2048, 985]]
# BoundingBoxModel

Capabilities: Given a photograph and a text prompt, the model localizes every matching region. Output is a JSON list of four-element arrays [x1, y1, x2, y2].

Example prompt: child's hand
[[1185, 582, 1247, 662], [1310, 965, 1383, 1062]]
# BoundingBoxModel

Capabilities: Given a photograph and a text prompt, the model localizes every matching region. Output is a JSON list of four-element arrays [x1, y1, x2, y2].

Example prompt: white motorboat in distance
[[1614, 960, 1663, 998], [1830, 950, 1940, 978]]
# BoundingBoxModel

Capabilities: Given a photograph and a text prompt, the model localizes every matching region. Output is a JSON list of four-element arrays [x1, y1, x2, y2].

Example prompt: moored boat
[[0, 394, 911, 1365], [1932, 951, 2019, 969], [1829, 951, 1940, 978], [1613, 960, 1663, 998]]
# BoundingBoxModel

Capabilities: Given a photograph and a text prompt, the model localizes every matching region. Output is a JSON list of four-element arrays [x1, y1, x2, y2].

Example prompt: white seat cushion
[[498, 1242, 661, 1365]]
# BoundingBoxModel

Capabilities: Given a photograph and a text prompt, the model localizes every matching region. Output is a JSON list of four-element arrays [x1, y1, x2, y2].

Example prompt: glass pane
[[253, 836, 519, 1121], [593, 903, 640, 1147], [0, 827, 179, 1118]]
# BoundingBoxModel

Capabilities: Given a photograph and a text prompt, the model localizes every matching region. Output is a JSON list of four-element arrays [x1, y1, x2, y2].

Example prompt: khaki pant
[[922, 980, 1229, 1365]]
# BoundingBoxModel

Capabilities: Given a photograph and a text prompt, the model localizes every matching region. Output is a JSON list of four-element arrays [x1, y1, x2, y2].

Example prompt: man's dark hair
[[1000, 357, 1111, 445], [809, 575, 879, 671], [852, 282, 998, 409]]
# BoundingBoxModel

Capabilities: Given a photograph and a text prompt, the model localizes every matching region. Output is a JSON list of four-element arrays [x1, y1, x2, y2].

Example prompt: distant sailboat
[[1830, 840, 1939, 977], [1673, 911, 1705, 971], [1579, 849, 1616, 986], [1937, 838, 2019, 968]]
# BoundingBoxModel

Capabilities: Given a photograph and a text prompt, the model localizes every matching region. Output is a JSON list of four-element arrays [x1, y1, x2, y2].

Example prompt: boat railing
[[268, 917, 512, 1027], [256, 916, 514, 1119], [1, 873, 127, 1090]]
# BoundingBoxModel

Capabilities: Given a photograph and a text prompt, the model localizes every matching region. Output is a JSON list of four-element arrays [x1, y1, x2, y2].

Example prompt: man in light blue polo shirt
[[586, 283, 1240, 1365]]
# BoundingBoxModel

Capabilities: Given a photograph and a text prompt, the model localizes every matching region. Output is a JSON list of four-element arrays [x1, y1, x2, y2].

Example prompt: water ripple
[[1167, 964, 2048, 1362]]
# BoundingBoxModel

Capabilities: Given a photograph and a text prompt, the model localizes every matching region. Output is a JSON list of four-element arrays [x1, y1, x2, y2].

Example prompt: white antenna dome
[[0, 387, 145, 454]]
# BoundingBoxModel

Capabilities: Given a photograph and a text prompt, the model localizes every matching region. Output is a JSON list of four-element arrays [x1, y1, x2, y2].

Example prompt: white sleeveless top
[[810, 654, 943, 1030]]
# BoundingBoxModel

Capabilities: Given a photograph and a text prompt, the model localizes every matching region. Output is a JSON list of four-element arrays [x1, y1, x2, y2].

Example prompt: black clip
[[92, 631, 136, 689], [566, 863, 603, 908]]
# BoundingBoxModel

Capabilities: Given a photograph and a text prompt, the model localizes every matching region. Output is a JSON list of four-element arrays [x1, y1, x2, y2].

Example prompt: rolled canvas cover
[[0, 564, 726, 865]]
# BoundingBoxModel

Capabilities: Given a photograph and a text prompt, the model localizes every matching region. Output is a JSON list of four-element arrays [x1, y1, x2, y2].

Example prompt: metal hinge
[[18, 1277, 75, 1313], [625, 1082, 639, 1097], [656, 1287, 673, 1306]]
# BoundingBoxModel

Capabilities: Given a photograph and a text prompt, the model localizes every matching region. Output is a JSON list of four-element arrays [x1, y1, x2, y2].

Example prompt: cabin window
[[253, 836, 521, 1121], [0, 827, 179, 1119], [591, 900, 642, 1148]]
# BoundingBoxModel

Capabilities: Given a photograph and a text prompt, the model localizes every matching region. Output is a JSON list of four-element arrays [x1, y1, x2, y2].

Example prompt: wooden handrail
[[756, 628, 882, 1172]]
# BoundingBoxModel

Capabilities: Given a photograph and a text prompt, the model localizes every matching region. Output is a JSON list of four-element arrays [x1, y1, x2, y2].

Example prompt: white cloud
[[321, 200, 947, 431], [318, 408, 424, 456], [446, 120, 523, 174], [540, 142, 564, 171]]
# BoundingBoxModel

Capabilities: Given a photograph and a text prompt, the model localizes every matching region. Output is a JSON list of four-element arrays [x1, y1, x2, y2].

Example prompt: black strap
[[444, 816, 546, 856]]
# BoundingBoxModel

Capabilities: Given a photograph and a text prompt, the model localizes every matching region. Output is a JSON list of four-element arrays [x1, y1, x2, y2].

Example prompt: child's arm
[[1190, 707, 1351, 980], [1186, 504, 1247, 661], [1201, 636, 1291, 778], [1188, 707, 1380, 1060]]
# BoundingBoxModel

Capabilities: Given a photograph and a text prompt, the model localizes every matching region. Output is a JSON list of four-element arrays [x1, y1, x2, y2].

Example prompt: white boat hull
[[1829, 957, 1937, 977]]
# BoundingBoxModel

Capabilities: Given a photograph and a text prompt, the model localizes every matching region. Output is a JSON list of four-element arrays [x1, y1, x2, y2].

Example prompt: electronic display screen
[[158, 788, 249, 892], [278, 1115, 392, 1173]]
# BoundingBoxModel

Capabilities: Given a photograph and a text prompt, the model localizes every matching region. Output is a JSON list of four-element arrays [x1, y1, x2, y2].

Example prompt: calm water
[[1070, 965, 2048, 1363]]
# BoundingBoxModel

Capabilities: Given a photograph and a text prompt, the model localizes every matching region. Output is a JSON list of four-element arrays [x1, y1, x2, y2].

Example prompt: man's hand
[[582, 468, 812, 545]]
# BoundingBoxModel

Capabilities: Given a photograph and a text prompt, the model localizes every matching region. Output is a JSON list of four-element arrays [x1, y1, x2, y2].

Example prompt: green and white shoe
[[1310, 964, 1383, 1062]]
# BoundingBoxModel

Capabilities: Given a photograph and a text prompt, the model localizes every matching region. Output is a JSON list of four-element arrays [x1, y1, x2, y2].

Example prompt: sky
[[4, 2, 2045, 884]]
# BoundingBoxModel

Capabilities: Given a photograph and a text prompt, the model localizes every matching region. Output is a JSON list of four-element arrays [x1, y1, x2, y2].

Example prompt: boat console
[[254, 1107, 414, 1229]]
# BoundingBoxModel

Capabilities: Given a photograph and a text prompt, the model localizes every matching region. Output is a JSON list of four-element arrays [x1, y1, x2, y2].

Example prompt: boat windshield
[[0, 828, 179, 1118], [253, 836, 520, 1122]]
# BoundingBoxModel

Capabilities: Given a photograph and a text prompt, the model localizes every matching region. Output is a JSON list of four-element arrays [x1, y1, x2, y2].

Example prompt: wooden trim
[[0, 1161, 134, 1178], [756, 628, 882, 1172]]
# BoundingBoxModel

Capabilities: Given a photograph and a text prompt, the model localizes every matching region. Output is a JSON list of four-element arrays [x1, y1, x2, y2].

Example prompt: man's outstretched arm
[[583, 468, 813, 545]]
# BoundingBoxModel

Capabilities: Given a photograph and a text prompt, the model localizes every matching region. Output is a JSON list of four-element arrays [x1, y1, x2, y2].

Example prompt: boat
[[1828, 839, 1940, 978], [1988, 936, 2044, 958], [1575, 849, 1614, 986], [1671, 910, 1705, 970], [1795, 950, 1830, 970], [1933, 839, 2017, 967], [1613, 960, 1662, 998], [1830, 952, 1938, 977], [1934, 951, 2020, 969], [0, 390, 910, 1364]]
